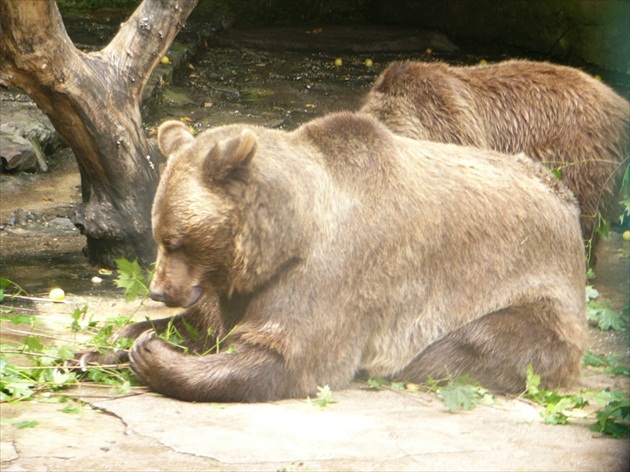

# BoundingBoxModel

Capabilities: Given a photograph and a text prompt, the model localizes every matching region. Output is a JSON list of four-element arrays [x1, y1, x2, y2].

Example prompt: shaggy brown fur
[[361, 60, 630, 248], [87, 112, 586, 403]]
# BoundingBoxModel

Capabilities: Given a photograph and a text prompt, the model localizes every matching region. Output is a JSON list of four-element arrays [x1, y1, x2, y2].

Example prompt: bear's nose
[[149, 286, 167, 303]]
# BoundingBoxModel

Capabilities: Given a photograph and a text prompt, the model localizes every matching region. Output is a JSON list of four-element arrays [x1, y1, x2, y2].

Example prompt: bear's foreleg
[[129, 330, 292, 402], [71, 306, 222, 368]]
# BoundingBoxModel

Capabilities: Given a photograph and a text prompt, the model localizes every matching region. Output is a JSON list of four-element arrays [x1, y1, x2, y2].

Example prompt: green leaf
[[51, 369, 76, 386], [0, 314, 41, 326], [587, 297, 626, 331], [390, 382, 406, 391], [598, 306, 625, 331], [114, 380, 132, 395], [585, 285, 599, 302], [114, 258, 153, 302], [525, 364, 541, 398], [583, 350, 608, 368], [584, 352, 630, 376], [439, 383, 477, 411], [57, 344, 76, 362], [0, 278, 27, 300], [23, 336, 45, 353], [590, 399, 630, 438], [308, 385, 337, 408], [366, 377, 387, 390], [0, 377, 35, 401], [15, 420, 38, 429], [541, 397, 574, 424], [60, 402, 83, 414], [437, 376, 490, 412]]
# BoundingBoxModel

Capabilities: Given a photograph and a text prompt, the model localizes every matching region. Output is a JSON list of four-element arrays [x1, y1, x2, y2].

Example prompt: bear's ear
[[206, 129, 258, 181], [157, 121, 195, 158]]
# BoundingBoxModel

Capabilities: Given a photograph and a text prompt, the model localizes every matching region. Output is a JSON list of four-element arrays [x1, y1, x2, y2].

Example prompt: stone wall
[[369, 0, 629, 73]]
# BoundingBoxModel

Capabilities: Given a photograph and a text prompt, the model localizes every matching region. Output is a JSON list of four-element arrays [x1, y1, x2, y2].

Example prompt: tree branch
[[0, 0, 81, 90], [102, 0, 199, 98]]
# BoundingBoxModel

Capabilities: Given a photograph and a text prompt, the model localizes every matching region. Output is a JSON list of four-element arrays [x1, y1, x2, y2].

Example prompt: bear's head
[[149, 121, 258, 308]]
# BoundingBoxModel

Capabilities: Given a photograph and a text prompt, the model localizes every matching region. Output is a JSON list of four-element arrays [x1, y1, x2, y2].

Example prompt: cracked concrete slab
[[2, 385, 628, 472]]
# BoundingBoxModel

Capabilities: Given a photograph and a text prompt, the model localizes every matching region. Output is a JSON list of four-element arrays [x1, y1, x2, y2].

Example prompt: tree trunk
[[0, 0, 198, 268]]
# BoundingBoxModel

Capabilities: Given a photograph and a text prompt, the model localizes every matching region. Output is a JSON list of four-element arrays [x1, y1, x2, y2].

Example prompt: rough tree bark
[[0, 0, 198, 268]]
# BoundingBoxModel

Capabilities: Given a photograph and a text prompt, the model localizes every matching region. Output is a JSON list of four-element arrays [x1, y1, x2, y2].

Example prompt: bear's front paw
[[129, 330, 180, 391], [65, 348, 130, 371]]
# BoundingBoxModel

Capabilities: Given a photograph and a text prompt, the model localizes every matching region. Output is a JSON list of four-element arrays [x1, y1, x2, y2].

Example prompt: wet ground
[[1, 22, 629, 472]]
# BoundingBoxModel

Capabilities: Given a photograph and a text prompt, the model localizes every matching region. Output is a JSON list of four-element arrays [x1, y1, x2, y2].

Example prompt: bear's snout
[[148, 285, 167, 304], [149, 283, 202, 308]]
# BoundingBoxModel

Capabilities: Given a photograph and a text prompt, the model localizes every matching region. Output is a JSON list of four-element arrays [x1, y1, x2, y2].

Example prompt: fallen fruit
[[49, 288, 65, 300], [623, 230, 630, 241]]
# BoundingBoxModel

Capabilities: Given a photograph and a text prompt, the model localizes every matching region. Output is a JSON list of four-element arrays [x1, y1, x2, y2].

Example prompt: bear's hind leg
[[396, 301, 584, 393]]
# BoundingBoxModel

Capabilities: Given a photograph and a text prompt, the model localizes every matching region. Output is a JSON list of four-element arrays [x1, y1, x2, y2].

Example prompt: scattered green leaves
[[524, 365, 629, 437], [365, 375, 493, 412], [524, 365, 587, 424], [1, 295, 141, 402], [1, 345, 79, 402]]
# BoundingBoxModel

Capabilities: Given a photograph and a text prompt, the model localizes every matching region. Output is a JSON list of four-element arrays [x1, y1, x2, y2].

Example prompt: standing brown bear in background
[[102, 111, 587, 403], [361, 60, 630, 249]]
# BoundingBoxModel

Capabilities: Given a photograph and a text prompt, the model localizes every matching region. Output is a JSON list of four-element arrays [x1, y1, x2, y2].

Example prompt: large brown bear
[[92, 112, 586, 403], [360, 60, 630, 250]]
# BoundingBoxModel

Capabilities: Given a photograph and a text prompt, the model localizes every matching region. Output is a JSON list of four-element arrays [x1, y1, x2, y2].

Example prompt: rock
[[0, 91, 65, 173], [0, 132, 38, 172], [48, 217, 79, 232], [8, 208, 43, 226]]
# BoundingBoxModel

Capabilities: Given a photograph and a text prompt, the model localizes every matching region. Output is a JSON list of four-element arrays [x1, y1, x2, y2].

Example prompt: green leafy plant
[[114, 258, 154, 302], [0, 298, 142, 402], [308, 385, 337, 408], [0, 278, 27, 303], [524, 365, 629, 437], [586, 285, 626, 331], [590, 391, 630, 439], [583, 351, 630, 376], [524, 366, 587, 424], [0, 339, 79, 402]]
